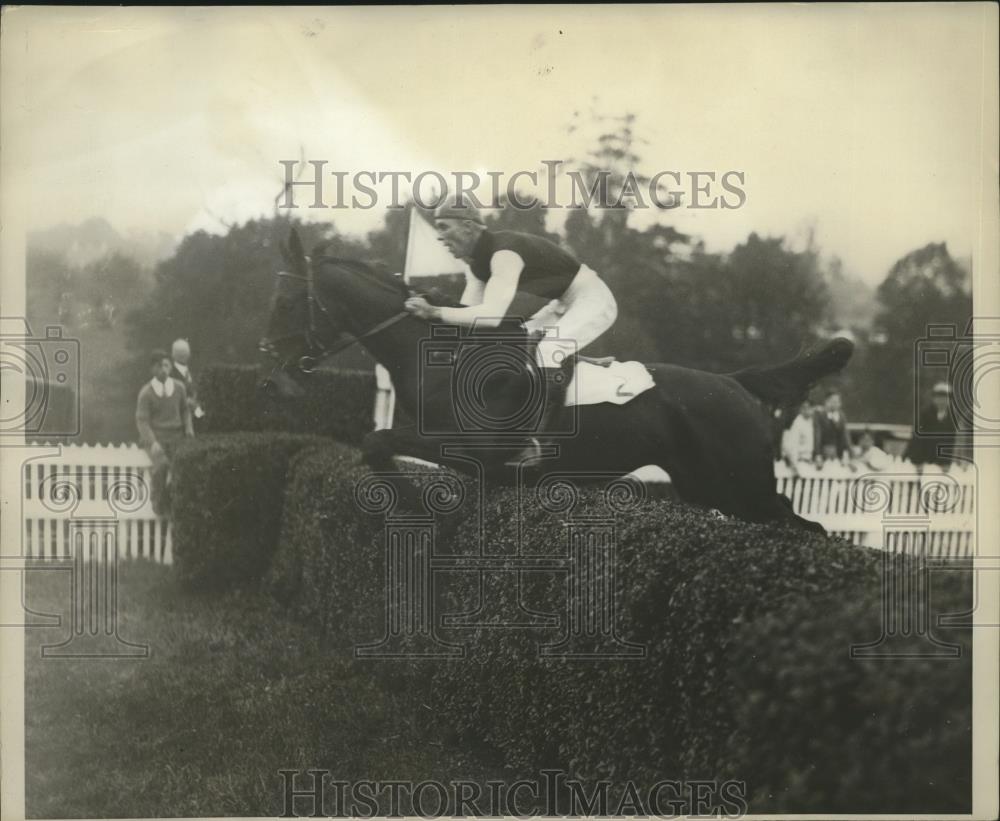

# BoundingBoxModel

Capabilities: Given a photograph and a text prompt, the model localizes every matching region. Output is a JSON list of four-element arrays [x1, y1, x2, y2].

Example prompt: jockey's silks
[[469, 229, 580, 299]]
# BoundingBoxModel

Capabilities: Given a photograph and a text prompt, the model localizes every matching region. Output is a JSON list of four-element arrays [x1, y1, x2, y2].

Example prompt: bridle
[[259, 265, 412, 375]]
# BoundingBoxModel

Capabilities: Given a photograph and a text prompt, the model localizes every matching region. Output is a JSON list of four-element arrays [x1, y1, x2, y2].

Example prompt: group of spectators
[[780, 382, 969, 474], [135, 339, 202, 515]]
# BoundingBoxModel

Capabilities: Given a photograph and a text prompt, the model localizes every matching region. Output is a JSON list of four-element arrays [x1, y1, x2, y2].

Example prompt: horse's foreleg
[[359, 427, 445, 514], [361, 429, 400, 471], [363, 426, 517, 479], [361, 426, 455, 470]]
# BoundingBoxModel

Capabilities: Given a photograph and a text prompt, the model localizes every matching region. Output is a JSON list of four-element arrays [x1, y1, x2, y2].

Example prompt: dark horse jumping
[[260, 229, 854, 529]]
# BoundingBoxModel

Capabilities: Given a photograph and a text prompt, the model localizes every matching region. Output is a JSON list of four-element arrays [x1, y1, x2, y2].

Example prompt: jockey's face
[[435, 218, 481, 261]]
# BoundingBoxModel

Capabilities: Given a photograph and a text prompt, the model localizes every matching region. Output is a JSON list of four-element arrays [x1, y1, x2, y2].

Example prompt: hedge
[[720, 571, 972, 813], [264, 443, 380, 635], [170, 433, 327, 590], [197, 364, 376, 445], [265, 443, 973, 813], [264, 443, 473, 648]]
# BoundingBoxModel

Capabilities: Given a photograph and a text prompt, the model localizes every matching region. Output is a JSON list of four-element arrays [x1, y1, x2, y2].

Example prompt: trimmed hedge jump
[[171, 436, 972, 813]]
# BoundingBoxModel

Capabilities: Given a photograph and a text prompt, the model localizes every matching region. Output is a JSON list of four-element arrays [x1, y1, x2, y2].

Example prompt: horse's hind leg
[[774, 493, 826, 534], [361, 429, 397, 471], [623, 464, 680, 503]]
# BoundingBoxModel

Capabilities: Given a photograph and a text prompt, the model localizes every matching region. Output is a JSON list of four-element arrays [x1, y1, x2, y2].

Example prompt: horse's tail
[[730, 337, 855, 408]]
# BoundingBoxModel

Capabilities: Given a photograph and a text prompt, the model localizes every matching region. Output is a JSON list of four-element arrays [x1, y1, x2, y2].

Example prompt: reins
[[297, 309, 411, 372], [265, 268, 412, 373]]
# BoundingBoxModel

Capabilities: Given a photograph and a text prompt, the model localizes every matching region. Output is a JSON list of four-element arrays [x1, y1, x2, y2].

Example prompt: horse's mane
[[310, 247, 469, 309], [311, 252, 410, 299]]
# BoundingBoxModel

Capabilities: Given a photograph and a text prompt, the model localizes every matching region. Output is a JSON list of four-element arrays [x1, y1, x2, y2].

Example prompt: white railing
[[20, 443, 172, 564], [15, 446, 977, 565], [774, 458, 977, 557]]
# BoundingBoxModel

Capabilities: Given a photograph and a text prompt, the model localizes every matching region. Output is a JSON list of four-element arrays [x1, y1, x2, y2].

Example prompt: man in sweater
[[136, 349, 194, 515]]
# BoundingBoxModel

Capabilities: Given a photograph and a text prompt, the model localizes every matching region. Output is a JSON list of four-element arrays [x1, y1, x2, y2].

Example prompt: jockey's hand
[[404, 296, 440, 321]]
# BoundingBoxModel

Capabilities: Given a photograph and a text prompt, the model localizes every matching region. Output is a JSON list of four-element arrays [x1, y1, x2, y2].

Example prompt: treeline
[[26, 204, 971, 443], [25, 249, 153, 443]]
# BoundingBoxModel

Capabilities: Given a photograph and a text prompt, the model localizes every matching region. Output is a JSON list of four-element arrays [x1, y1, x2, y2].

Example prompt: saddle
[[566, 359, 656, 407]]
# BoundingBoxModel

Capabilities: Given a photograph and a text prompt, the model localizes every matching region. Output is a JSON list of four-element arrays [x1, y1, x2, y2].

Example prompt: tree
[[365, 204, 411, 274], [875, 242, 971, 343], [26, 249, 73, 325], [721, 233, 832, 366], [853, 243, 972, 423], [824, 255, 877, 333], [126, 216, 348, 369]]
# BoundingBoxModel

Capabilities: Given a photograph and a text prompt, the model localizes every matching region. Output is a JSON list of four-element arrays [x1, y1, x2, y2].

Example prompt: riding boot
[[506, 366, 569, 467]]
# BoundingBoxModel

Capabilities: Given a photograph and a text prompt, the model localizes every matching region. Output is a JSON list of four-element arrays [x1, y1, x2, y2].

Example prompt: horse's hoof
[[707, 508, 731, 522]]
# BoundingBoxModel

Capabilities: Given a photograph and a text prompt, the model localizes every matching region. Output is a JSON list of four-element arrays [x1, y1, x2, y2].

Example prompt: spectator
[[136, 349, 193, 516], [170, 338, 204, 426], [770, 407, 787, 461], [814, 390, 851, 463], [781, 400, 816, 468], [852, 429, 891, 472], [905, 381, 961, 468]]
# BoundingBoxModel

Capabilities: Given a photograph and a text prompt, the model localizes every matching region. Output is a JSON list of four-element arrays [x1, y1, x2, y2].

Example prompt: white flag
[[403, 209, 468, 278]]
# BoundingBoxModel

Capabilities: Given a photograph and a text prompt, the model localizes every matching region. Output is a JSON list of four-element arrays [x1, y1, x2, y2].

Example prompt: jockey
[[403, 198, 618, 463]]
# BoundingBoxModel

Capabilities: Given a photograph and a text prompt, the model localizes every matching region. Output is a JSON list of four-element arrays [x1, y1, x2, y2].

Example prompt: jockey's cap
[[433, 198, 485, 225]]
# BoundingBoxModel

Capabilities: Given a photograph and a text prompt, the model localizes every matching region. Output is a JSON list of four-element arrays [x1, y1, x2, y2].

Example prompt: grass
[[24, 561, 477, 818]]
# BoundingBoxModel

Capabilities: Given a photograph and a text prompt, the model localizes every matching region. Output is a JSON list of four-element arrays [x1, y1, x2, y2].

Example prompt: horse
[[260, 229, 854, 529]]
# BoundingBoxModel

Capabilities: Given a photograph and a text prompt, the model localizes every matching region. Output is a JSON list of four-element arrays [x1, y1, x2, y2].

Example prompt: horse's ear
[[288, 228, 307, 274]]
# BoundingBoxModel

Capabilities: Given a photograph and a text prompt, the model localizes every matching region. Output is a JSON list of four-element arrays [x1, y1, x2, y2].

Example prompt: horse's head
[[258, 227, 410, 400]]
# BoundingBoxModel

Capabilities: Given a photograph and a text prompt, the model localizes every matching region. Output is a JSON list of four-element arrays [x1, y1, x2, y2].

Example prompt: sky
[[2, 4, 997, 284]]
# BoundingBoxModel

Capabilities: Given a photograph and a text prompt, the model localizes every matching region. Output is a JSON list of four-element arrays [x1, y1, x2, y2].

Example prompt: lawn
[[24, 561, 475, 818]]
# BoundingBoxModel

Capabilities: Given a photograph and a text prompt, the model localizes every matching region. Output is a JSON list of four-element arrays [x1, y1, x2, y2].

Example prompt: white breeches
[[525, 265, 618, 368]]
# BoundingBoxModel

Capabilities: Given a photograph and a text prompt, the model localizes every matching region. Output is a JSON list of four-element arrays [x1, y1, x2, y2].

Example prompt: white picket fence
[[16, 446, 977, 565], [20, 444, 172, 564], [774, 459, 977, 557]]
